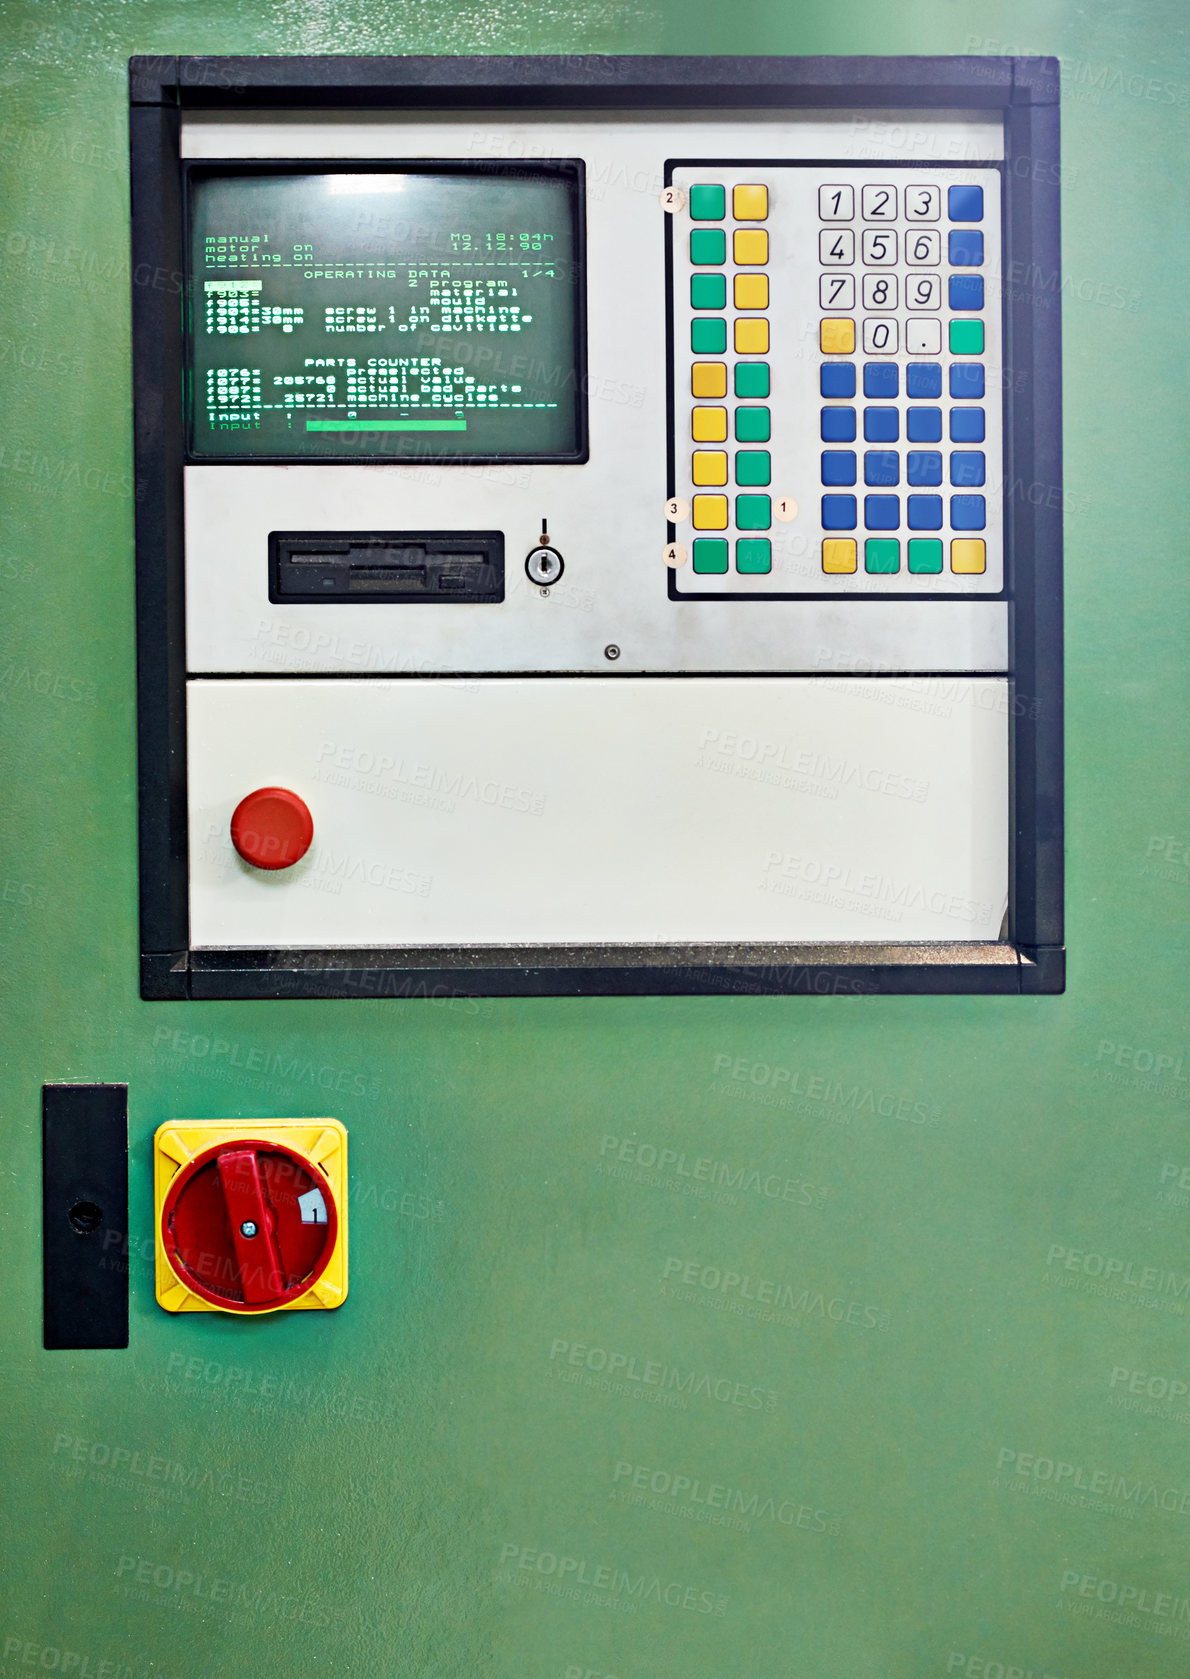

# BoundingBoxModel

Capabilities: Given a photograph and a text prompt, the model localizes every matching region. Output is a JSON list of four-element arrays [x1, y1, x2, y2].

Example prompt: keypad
[[671, 165, 1000, 594]]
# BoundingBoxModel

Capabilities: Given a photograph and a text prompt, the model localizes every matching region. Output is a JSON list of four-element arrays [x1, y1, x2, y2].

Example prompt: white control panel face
[[187, 676, 1009, 947], [181, 112, 1007, 677], [669, 165, 1002, 596]]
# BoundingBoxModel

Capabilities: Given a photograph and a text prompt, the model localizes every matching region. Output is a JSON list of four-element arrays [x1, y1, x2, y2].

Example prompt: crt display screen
[[186, 166, 584, 461]]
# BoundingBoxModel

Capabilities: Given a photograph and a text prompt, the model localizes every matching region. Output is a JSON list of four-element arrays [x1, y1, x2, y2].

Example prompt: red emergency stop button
[[160, 1139, 339, 1312], [230, 786, 313, 869]]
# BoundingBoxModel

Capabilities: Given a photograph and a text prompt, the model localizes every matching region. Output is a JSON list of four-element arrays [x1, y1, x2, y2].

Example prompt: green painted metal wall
[[2, 3, 1188, 1675]]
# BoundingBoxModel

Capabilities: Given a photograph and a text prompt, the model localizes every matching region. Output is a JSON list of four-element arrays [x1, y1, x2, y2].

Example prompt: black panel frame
[[130, 54, 1063, 999]]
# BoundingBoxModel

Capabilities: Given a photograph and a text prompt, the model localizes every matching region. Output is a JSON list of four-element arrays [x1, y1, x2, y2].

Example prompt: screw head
[[604, 644, 621, 661], [240, 1220, 258, 1238]]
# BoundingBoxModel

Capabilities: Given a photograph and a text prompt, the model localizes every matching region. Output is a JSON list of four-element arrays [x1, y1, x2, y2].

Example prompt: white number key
[[861, 273, 897, 310], [861, 229, 898, 266], [906, 230, 941, 266], [906, 274, 941, 310], [862, 318, 899, 355], [819, 272, 856, 309], [861, 184, 898, 220], [819, 228, 856, 265], [819, 184, 854, 220], [905, 184, 941, 220], [905, 319, 942, 355]]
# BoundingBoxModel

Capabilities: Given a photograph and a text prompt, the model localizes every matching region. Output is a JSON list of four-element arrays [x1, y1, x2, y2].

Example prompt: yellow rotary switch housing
[[153, 1119, 348, 1314]]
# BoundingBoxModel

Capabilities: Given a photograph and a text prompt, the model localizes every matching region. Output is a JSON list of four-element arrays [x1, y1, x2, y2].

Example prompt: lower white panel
[[187, 677, 1009, 947]]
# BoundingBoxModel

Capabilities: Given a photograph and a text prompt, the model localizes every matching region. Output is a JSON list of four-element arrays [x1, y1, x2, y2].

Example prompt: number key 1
[[819, 184, 854, 220]]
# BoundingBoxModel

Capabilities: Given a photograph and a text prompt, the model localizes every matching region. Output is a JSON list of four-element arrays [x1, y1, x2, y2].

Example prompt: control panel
[[130, 56, 1063, 995]]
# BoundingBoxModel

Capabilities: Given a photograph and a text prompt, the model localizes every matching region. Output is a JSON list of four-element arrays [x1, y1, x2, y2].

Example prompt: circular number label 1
[[775, 497, 799, 522]]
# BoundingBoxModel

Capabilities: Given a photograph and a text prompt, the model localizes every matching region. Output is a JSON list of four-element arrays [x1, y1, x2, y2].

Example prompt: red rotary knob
[[230, 787, 313, 870], [161, 1140, 339, 1313]]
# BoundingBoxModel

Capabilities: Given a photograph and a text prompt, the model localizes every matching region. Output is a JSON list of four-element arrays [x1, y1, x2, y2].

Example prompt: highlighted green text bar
[[306, 419, 467, 432]]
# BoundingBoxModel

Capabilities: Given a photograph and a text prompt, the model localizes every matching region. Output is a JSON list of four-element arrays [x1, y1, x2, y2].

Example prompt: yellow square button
[[733, 229, 768, 265], [734, 273, 768, 310], [733, 183, 768, 221], [819, 318, 855, 354], [951, 539, 986, 574], [822, 539, 857, 574], [734, 318, 769, 354], [692, 450, 728, 486], [691, 406, 727, 443], [692, 494, 729, 530], [691, 361, 727, 399]]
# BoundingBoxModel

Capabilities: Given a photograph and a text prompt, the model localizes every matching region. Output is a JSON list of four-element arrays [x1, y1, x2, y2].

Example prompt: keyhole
[[68, 1200, 103, 1233]]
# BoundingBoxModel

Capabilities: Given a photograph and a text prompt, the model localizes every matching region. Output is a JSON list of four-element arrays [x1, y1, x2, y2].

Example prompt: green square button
[[689, 229, 726, 266], [865, 538, 900, 574], [736, 538, 771, 574], [734, 362, 770, 399], [949, 319, 985, 355], [688, 183, 725, 222], [692, 538, 729, 574], [691, 317, 727, 354], [907, 538, 943, 574], [736, 494, 771, 531], [734, 406, 770, 442], [735, 450, 770, 486], [691, 273, 727, 311]]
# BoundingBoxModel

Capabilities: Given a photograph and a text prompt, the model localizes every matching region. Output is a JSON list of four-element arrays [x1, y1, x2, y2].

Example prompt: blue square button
[[906, 363, 942, 399], [821, 407, 857, 442], [822, 495, 857, 530], [950, 451, 986, 487], [821, 362, 856, 398], [821, 450, 857, 486], [863, 362, 899, 398], [864, 407, 899, 442], [864, 494, 899, 531], [906, 407, 942, 443], [951, 495, 986, 530], [948, 229, 984, 266], [949, 364, 985, 400], [948, 274, 984, 311], [907, 495, 943, 530], [949, 407, 985, 443], [948, 184, 984, 221], [864, 451, 899, 487], [907, 451, 942, 486]]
